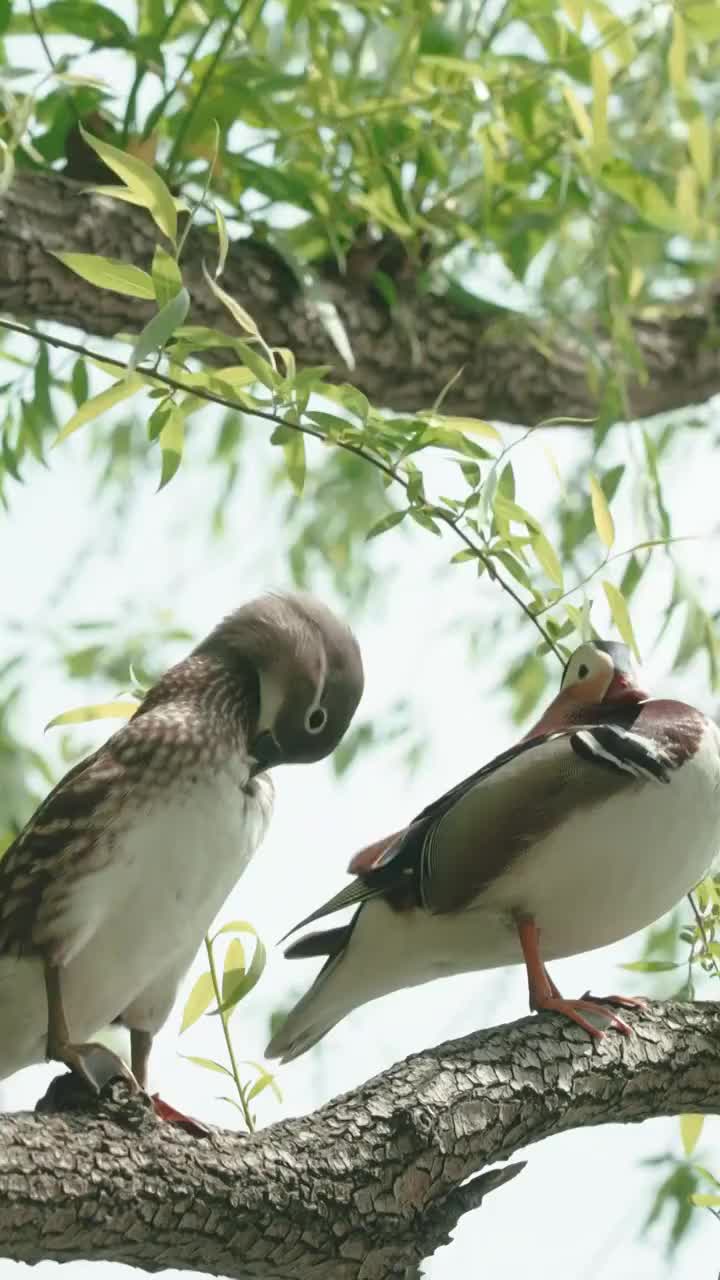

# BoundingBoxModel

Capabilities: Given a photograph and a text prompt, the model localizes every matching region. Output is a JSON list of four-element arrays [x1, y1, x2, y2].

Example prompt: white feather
[[0, 765, 273, 1081]]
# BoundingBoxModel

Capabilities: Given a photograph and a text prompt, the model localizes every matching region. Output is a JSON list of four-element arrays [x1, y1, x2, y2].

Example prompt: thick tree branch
[[2, 171, 719, 426], [0, 1001, 718, 1279]]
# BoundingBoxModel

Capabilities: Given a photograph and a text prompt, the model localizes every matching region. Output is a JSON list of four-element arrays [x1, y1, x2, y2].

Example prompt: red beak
[[606, 670, 648, 703]]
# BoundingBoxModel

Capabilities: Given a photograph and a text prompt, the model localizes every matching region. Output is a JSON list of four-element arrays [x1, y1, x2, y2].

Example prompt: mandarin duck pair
[[0, 594, 718, 1115]]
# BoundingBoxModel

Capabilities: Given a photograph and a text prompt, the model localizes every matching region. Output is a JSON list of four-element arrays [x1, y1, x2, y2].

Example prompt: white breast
[[487, 719, 720, 961], [297, 721, 720, 1033], [0, 764, 273, 1076]]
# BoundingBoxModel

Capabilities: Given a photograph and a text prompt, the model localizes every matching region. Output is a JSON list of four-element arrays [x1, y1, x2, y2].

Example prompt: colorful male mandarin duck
[[0, 593, 363, 1106], [267, 640, 720, 1062]]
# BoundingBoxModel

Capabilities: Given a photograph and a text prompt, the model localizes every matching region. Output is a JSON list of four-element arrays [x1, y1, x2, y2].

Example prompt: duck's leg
[[130, 1027, 153, 1090], [45, 961, 138, 1092], [130, 1027, 210, 1137], [515, 917, 634, 1038]]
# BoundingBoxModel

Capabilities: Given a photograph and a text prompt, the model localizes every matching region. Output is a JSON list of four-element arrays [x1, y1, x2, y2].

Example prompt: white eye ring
[[305, 705, 327, 734]]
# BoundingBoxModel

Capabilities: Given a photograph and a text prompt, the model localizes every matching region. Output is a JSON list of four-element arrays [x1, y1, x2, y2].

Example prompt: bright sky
[[2, 8, 720, 1279]]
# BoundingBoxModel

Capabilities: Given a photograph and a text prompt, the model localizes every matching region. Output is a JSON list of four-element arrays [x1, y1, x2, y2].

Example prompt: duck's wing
[[283, 721, 674, 939]]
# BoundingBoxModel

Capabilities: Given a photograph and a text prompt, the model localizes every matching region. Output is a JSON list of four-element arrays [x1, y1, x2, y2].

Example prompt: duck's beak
[[250, 729, 281, 775], [606, 670, 649, 703]]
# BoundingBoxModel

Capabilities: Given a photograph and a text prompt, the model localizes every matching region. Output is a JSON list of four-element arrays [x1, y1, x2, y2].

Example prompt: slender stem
[[139, 19, 210, 144], [122, 0, 190, 142], [0, 317, 562, 659], [28, 0, 56, 73], [204, 936, 255, 1133], [166, 0, 249, 182]]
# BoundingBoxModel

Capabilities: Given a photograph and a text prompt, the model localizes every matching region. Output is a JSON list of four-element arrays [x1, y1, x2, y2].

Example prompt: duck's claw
[[535, 995, 633, 1039], [53, 1041, 139, 1094]]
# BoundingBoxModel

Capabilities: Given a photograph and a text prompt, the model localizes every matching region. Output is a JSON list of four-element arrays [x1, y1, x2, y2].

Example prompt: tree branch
[[2, 171, 719, 426], [1, 1001, 718, 1279]]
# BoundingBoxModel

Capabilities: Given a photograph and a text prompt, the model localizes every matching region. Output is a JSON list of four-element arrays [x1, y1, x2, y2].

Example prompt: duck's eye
[[577, 663, 589, 679], [305, 706, 327, 734]]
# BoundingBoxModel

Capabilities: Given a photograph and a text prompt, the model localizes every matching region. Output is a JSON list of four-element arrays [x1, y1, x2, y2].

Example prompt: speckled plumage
[[0, 592, 363, 1085], [0, 654, 258, 961]]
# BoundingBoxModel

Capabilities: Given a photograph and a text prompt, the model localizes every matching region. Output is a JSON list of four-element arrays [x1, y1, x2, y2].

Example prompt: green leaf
[[688, 114, 712, 188], [202, 265, 261, 338], [212, 919, 260, 940], [590, 475, 615, 549], [366, 510, 407, 540], [685, 4, 720, 41], [129, 288, 190, 372], [591, 52, 609, 159], [214, 203, 229, 277], [620, 960, 680, 973], [151, 246, 183, 309], [420, 413, 501, 442], [180, 1054, 232, 1076], [45, 701, 139, 730], [180, 973, 215, 1032], [147, 401, 172, 442], [680, 1114, 705, 1158], [55, 375, 146, 444], [601, 163, 681, 233], [246, 1066, 283, 1104], [563, 85, 592, 142], [283, 432, 306, 495], [158, 407, 185, 490], [602, 580, 640, 659], [409, 507, 441, 535], [51, 253, 155, 300], [43, 2, 131, 43], [324, 383, 370, 423], [79, 128, 177, 244], [212, 934, 266, 1016], [532, 532, 563, 586], [221, 937, 246, 1007], [668, 12, 687, 97], [90, 185, 186, 217], [71, 359, 89, 407], [690, 1194, 720, 1207], [494, 494, 540, 531], [235, 341, 280, 391]]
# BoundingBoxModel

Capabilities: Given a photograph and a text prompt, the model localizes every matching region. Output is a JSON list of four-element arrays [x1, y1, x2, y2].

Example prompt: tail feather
[[284, 925, 350, 961], [267, 901, 396, 1064], [267, 909, 368, 1063], [265, 951, 345, 1063]]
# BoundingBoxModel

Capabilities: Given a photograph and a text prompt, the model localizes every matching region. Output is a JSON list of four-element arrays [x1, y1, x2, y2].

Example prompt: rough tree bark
[[2, 171, 719, 426], [0, 1001, 718, 1280]]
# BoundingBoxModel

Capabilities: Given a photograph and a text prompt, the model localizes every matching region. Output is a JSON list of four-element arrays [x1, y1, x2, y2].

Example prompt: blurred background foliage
[[1, 0, 720, 1260]]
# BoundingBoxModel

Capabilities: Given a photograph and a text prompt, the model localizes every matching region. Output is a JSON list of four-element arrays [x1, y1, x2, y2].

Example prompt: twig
[[0, 317, 563, 659], [204, 936, 254, 1132], [122, 0, 191, 142], [166, 0, 249, 181], [27, 0, 56, 74]]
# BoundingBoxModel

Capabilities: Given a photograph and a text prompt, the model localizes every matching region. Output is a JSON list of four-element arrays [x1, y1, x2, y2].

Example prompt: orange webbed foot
[[534, 995, 634, 1039]]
